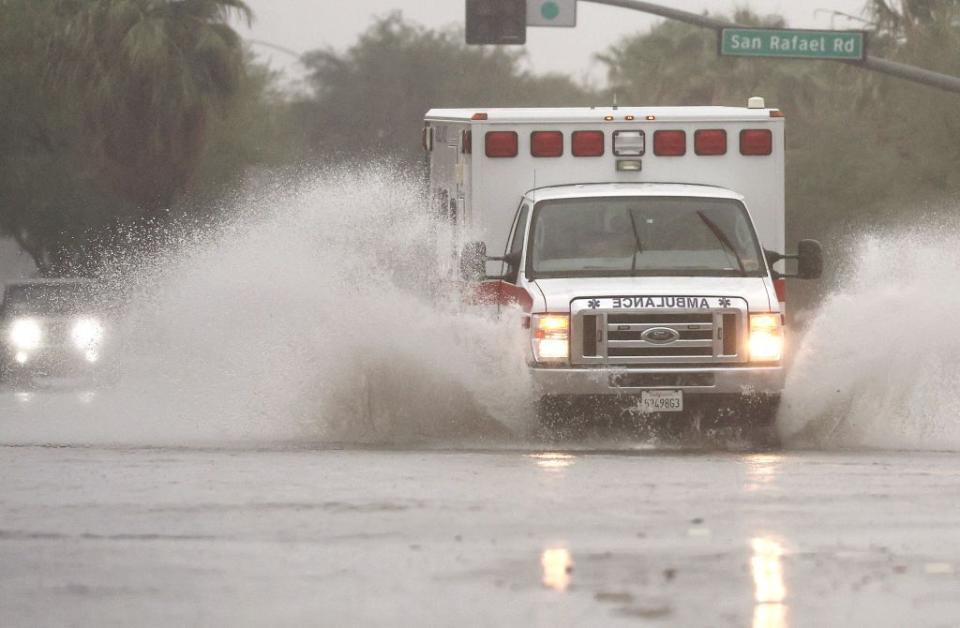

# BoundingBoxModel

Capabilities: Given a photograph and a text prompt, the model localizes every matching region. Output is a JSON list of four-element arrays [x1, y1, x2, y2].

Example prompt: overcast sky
[[239, 1, 870, 83]]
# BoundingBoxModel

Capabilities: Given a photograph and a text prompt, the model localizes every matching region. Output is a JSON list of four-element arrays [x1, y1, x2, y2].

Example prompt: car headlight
[[749, 313, 783, 362], [532, 314, 569, 363], [9, 318, 42, 351], [71, 318, 105, 350]]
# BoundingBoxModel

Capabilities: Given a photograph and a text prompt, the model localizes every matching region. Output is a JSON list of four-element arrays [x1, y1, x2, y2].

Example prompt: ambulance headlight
[[71, 318, 105, 350], [532, 314, 569, 363], [9, 318, 42, 351], [749, 313, 783, 362]]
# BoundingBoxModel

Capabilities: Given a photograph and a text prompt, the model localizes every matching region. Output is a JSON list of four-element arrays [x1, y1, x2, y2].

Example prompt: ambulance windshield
[[528, 197, 766, 278]]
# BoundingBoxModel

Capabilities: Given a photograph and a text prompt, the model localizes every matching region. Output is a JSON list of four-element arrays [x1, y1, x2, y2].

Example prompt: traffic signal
[[466, 0, 527, 45]]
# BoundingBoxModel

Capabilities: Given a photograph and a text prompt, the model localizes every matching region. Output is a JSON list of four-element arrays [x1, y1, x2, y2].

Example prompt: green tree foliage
[[870, 0, 960, 40], [861, 0, 960, 213], [54, 0, 253, 213], [0, 0, 124, 274], [294, 13, 593, 167], [188, 53, 297, 208], [0, 0, 279, 274]]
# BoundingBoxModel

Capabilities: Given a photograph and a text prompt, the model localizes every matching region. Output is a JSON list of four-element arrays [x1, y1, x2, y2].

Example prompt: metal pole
[[579, 0, 734, 30], [581, 0, 960, 95], [860, 56, 960, 94]]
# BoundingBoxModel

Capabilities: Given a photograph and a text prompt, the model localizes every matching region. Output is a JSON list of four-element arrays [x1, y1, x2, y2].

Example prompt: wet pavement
[[2, 445, 959, 627]]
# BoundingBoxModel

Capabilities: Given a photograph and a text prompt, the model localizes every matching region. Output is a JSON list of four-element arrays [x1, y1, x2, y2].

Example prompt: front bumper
[[531, 365, 784, 397]]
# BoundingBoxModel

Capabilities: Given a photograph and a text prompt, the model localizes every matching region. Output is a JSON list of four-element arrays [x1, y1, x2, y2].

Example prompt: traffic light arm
[[581, 0, 960, 95], [859, 56, 960, 95], [582, 0, 735, 31]]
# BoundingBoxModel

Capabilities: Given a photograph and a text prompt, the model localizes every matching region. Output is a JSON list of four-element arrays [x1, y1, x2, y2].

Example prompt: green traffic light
[[541, 1, 560, 20]]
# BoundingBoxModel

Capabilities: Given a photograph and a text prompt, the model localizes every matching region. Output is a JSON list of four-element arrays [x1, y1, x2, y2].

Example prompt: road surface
[[3, 442, 959, 627]]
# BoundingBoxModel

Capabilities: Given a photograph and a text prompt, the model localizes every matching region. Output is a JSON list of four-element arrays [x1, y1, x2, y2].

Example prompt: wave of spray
[[779, 226, 960, 450], [0, 167, 534, 447]]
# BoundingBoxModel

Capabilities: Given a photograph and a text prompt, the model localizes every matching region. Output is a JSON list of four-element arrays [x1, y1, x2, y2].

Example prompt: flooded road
[[3, 444, 959, 627]]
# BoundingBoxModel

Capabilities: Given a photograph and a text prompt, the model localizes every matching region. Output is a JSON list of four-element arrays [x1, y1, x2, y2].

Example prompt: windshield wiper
[[696, 211, 747, 276], [626, 209, 644, 274]]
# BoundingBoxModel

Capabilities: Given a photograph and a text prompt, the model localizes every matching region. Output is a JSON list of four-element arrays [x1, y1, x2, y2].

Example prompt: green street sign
[[720, 28, 866, 61]]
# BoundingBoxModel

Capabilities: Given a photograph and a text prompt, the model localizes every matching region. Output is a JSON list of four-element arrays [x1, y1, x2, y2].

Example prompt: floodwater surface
[[2, 445, 959, 627]]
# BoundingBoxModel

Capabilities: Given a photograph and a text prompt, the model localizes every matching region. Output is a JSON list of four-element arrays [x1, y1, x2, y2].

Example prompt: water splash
[[0, 167, 534, 447], [780, 226, 960, 450]]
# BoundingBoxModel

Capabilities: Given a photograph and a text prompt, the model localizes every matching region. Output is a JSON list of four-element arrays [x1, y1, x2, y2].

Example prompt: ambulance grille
[[574, 309, 745, 366]]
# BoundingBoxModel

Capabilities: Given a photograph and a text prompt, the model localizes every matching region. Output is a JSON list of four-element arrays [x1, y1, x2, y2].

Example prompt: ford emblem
[[642, 327, 680, 344]]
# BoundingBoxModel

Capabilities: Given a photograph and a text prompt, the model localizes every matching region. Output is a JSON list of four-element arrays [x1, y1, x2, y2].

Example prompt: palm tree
[[868, 1, 960, 42], [54, 0, 252, 213], [870, 1, 937, 33], [866, 1, 960, 76]]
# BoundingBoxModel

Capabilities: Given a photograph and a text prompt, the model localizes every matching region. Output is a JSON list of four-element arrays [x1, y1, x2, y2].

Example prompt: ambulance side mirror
[[460, 241, 487, 282], [796, 239, 823, 280], [765, 239, 823, 280]]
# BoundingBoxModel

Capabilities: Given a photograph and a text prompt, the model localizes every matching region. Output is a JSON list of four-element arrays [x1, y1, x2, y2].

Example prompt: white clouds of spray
[[780, 226, 960, 450], [0, 168, 534, 447], [18, 173, 960, 452]]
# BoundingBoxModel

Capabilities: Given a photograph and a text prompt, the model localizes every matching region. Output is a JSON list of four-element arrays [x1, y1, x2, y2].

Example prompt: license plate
[[641, 390, 683, 413]]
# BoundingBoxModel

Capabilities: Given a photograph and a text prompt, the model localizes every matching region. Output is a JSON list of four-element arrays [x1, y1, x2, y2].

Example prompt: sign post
[[720, 28, 866, 62]]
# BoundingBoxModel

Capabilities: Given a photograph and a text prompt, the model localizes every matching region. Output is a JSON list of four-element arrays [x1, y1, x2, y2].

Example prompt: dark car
[[0, 279, 122, 387]]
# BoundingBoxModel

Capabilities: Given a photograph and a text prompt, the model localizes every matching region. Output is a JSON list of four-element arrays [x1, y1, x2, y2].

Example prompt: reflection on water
[[751, 537, 787, 628], [11, 389, 97, 405], [745, 453, 783, 492], [541, 547, 573, 591], [530, 452, 576, 473]]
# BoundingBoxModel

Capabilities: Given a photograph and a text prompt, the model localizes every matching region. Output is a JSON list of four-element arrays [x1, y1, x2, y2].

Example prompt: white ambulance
[[424, 100, 822, 436]]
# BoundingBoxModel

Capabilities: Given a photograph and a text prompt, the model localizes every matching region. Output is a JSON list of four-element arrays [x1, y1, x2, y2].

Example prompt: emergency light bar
[[470, 127, 775, 159]]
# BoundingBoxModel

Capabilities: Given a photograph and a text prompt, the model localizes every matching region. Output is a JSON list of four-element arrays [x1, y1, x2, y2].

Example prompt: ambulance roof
[[425, 107, 779, 124], [522, 183, 744, 203]]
